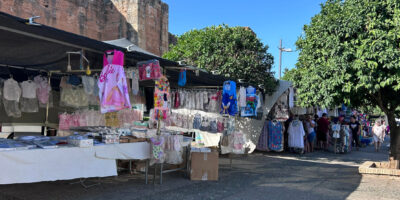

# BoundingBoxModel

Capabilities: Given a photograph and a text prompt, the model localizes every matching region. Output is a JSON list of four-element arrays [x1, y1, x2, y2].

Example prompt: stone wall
[[0, 0, 169, 56]]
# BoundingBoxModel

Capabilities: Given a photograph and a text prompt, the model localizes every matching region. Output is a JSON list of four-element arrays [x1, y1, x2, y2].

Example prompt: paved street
[[0, 139, 399, 200]]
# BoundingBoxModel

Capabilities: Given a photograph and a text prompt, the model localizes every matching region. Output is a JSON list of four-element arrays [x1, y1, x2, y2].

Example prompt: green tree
[[163, 25, 277, 93], [293, 0, 400, 160]]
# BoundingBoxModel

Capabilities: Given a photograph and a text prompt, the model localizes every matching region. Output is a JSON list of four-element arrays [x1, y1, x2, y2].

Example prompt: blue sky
[[163, 0, 325, 78]]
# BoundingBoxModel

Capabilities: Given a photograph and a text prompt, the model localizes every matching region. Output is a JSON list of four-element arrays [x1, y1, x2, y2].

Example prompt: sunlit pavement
[[0, 138, 398, 200]]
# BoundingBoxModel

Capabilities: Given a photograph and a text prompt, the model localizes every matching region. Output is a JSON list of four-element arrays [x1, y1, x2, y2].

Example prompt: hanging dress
[[268, 121, 284, 152], [98, 50, 131, 113], [288, 120, 305, 149]]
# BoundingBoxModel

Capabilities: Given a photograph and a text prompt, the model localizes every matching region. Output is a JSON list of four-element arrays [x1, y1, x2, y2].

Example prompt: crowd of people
[[284, 113, 389, 154]]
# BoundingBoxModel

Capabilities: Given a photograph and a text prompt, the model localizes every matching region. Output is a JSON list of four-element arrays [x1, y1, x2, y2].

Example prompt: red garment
[[317, 117, 330, 133]]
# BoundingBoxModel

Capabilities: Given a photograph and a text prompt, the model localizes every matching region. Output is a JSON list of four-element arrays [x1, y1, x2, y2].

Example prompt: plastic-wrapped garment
[[58, 113, 70, 130], [178, 70, 186, 87], [20, 80, 38, 99], [200, 118, 210, 131], [238, 86, 246, 107], [98, 50, 131, 113], [150, 136, 165, 165], [39, 90, 53, 108], [105, 112, 120, 127], [210, 119, 218, 133], [217, 118, 225, 133], [3, 99, 21, 118], [227, 117, 236, 135], [241, 86, 258, 117], [0, 78, 4, 104], [154, 76, 170, 120], [193, 114, 202, 129], [229, 132, 247, 154], [138, 59, 162, 81], [20, 98, 38, 113], [165, 135, 183, 164], [81, 76, 96, 95], [34, 75, 51, 105], [221, 81, 237, 116], [125, 68, 140, 95], [60, 86, 89, 108], [174, 92, 180, 108], [3, 78, 21, 102], [208, 92, 219, 113]]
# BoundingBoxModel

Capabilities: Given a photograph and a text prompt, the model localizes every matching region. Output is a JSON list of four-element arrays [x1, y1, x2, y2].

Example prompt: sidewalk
[[0, 138, 398, 200]]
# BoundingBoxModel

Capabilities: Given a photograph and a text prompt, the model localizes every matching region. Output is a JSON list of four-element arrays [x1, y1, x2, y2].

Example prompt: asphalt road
[[0, 138, 398, 200]]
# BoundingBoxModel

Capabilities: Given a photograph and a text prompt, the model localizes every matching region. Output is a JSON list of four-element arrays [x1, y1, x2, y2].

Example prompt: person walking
[[317, 113, 329, 150], [372, 120, 385, 152], [349, 116, 361, 150], [305, 115, 316, 152]]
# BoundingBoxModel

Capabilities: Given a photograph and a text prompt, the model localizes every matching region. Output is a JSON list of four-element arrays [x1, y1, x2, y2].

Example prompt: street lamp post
[[278, 39, 292, 79]]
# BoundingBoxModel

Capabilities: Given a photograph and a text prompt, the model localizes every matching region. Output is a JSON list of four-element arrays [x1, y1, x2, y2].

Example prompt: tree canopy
[[163, 25, 277, 93], [290, 0, 400, 158]]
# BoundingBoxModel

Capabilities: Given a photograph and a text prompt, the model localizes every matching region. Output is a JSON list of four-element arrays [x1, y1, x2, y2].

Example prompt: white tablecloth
[[95, 142, 150, 160], [0, 142, 151, 185]]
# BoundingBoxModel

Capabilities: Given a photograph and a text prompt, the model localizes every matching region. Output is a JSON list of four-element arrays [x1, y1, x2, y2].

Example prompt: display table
[[0, 142, 151, 185]]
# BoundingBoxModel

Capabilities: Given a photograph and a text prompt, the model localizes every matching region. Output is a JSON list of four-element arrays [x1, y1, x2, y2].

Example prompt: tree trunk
[[387, 112, 400, 162]]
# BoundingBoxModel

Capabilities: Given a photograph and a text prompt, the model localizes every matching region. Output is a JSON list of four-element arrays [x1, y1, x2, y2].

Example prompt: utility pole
[[278, 39, 293, 79], [279, 39, 282, 79]]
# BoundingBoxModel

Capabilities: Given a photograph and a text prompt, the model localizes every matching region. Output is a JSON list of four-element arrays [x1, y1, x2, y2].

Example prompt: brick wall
[[0, 0, 169, 56]]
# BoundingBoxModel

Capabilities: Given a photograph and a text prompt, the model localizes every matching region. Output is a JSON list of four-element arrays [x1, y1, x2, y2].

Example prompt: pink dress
[[98, 50, 131, 113]]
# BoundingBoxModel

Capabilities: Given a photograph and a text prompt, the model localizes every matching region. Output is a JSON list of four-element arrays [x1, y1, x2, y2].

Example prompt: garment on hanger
[[288, 119, 305, 149], [20, 80, 39, 113], [154, 75, 170, 120], [138, 59, 161, 81], [239, 86, 246, 107], [98, 50, 131, 113], [241, 86, 258, 117], [268, 120, 284, 152], [256, 121, 270, 151], [3, 78, 21, 102], [178, 69, 186, 87], [34, 75, 51, 105], [221, 81, 237, 116], [81, 76, 96, 95], [125, 68, 140, 95], [20, 80, 37, 99]]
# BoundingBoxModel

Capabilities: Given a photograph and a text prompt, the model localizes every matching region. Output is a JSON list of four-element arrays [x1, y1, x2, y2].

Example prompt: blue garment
[[68, 75, 81, 86], [178, 70, 186, 86], [221, 81, 237, 116]]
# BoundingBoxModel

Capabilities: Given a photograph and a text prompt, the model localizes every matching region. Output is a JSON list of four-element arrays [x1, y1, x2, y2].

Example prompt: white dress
[[372, 125, 385, 143], [288, 120, 305, 148]]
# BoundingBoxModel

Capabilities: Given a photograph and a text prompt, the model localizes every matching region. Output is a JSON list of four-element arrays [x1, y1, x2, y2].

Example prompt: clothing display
[[60, 86, 89, 108], [154, 76, 170, 120], [178, 70, 186, 87], [20, 80, 39, 113], [288, 119, 305, 149], [240, 86, 258, 117], [138, 59, 161, 81], [257, 121, 270, 151], [34, 75, 51, 105], [257, 120, 284, 152], [125, 67, 139, 95], [3, 78, 21, 102], [150, 136, 165, 165], [20, 80, 37, 99], [238, 86, 246, 107], [98, 50, 131, 113], [221, 81, 237, 116]]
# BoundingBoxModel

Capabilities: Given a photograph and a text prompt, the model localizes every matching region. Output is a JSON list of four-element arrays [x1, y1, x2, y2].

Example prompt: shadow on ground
[[0, 153, 365, 200]]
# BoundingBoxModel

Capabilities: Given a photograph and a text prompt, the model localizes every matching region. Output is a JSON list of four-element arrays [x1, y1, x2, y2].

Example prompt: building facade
[[0, 0, 169, 56]]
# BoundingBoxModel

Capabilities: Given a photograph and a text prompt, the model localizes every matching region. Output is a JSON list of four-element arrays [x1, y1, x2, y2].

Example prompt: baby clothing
[[98, 50, 131, 113]]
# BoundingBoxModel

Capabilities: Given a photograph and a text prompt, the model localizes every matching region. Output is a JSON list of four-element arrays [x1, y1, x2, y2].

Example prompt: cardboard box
[[190, 151, 219, 181]]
